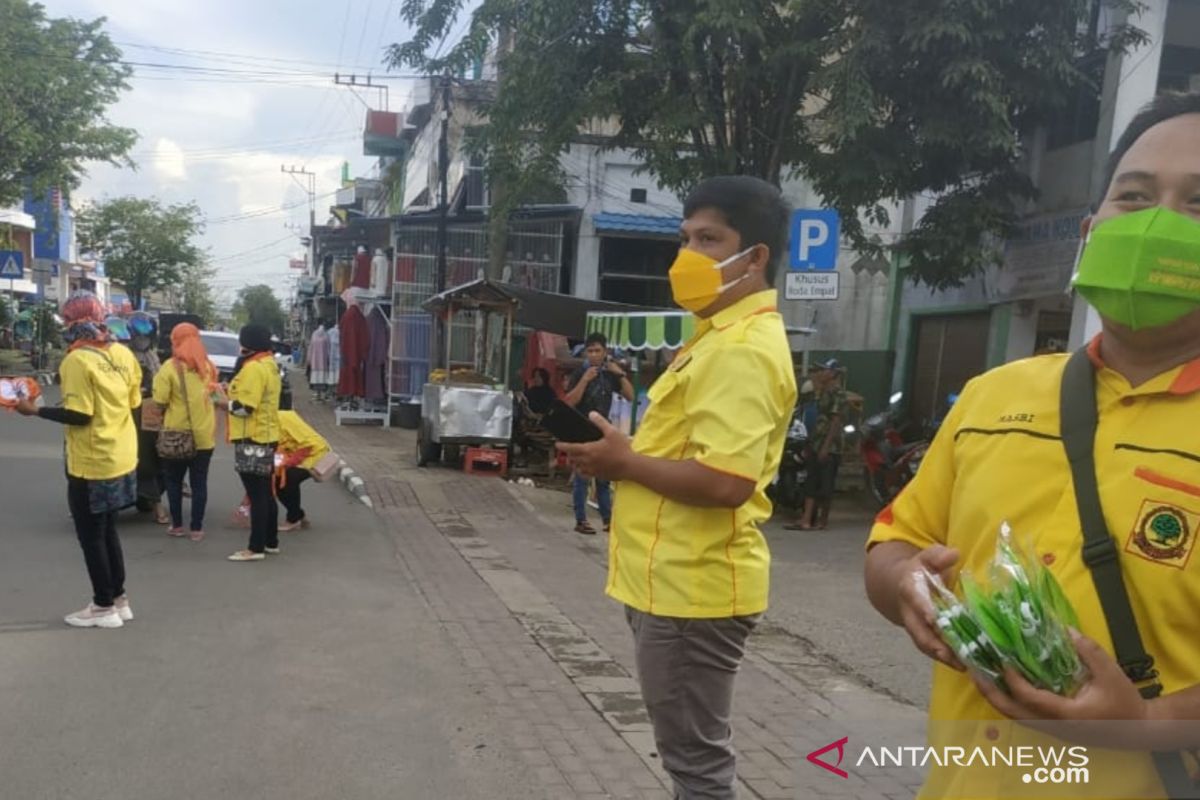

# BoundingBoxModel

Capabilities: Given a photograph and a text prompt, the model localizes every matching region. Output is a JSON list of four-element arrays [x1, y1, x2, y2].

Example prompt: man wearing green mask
[[864, 92, 1200, 799], [559, 176, 796, 799]]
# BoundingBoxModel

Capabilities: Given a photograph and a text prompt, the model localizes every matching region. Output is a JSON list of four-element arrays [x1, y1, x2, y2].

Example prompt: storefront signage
[[988, 209, 1087, 303]]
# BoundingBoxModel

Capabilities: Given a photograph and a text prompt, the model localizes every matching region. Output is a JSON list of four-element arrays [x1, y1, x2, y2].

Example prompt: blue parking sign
[[789, 209, 840, 271]]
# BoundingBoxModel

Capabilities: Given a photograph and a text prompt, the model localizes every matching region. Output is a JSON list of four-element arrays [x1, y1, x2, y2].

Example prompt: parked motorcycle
[[769, 412, 810, 511], [860, 392, 928, 508]]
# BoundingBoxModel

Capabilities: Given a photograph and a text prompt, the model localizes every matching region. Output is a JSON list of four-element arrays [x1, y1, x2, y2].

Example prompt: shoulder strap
[[173, 360, 194, 430], [1060, 348, 1196, 798]]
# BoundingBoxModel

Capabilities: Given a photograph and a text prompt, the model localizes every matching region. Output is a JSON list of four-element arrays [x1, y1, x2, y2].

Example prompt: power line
[[130, 132, 360, 161], [209, 235, 299, 263]]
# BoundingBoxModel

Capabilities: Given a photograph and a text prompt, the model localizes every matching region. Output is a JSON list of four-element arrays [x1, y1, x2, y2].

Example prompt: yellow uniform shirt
[[278, 410, 330, 470], [59, 343, 142, 480], [868, 342, 1200, 799], [227, 356, 281, 444], [152, 359, 218, 451], [607, 290, 797, 618]]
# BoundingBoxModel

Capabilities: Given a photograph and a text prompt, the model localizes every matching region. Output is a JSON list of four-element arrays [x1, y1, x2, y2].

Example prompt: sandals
[[154, 506, 171, 525], [189, 530, 205, 542]]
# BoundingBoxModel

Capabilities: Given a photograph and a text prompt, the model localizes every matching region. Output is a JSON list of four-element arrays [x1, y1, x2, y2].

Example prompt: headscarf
[[170, 322, 218, 387], [61, 291, 108, 349]]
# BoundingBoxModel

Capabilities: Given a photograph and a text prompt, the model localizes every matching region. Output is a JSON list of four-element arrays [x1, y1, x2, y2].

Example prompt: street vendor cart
[[417, 281, 517, 466]]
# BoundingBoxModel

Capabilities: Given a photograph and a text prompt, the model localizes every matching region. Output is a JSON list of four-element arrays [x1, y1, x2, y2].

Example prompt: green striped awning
[[586, 312, 697, 351]]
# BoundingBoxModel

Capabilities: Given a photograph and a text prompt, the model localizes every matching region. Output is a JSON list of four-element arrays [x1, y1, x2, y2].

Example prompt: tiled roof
[[593, 213, 682, 236]]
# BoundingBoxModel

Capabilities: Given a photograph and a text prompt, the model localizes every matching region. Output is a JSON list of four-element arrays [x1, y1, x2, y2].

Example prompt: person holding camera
[[563, 332, 633, 535]]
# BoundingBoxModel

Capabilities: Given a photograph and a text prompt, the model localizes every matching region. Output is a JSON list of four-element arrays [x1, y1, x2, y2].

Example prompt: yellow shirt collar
[[697, 289, 779, 334]]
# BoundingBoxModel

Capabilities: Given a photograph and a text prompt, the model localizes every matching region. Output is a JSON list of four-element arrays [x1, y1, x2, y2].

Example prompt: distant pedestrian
[[563, 333, 633, 534], [216, 324, 282, 562], [153, 323, 218, 542], [558, 176, 796, 799], [786, 359, 847, 531], [128, 311, 169, 524], [16, 291, 142, 629], [274, 391, 331, 532]]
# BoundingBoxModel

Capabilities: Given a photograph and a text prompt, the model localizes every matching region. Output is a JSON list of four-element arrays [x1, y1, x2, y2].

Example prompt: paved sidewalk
[[300, 387, 926, 800]]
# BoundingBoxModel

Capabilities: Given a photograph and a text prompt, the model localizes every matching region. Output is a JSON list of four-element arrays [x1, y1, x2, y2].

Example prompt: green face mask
[[1073, 207, 1200, 330]]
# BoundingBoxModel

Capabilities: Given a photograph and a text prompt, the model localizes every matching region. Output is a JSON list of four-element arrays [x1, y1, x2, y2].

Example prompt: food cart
[[417, 281, 517, 466]]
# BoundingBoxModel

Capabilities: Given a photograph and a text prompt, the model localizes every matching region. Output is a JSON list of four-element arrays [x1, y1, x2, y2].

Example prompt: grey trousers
[[625, 606, 760, 800]]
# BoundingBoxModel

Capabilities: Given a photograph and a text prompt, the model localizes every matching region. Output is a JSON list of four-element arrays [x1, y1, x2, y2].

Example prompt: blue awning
[[593, 213, 682, 237]]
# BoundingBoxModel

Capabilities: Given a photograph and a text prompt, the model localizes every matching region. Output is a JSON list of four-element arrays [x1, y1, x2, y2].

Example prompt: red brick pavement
[[298, 389, 925, 800]]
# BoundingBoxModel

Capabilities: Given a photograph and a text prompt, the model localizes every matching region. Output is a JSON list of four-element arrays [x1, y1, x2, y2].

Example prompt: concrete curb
[[337, 463, 374, 509]]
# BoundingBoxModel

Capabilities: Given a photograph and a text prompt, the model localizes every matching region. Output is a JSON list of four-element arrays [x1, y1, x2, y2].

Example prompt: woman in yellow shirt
[[216, 324, 282, 562], [152, 323, 218, 541], [275, 391, 331, 531]]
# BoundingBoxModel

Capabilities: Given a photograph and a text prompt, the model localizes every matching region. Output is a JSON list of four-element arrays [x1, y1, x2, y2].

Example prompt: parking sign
[[789, 209, 840, 271]]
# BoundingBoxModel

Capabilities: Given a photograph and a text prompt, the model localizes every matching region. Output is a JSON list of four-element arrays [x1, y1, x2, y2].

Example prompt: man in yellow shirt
[[16, 291, 141, 629], [560, 176, 796, 799], [865, 92, 1200, 798]]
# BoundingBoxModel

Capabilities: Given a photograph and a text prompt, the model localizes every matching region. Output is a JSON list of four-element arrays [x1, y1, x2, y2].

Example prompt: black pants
[[164, 449, 213, 531], [239, 472, 278, 554], [276, 467, 311, 524], [67, 477, 126, 608]]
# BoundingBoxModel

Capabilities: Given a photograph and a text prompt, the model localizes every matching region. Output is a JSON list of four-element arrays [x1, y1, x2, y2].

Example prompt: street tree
[[391, 0, 1144, 288], [76, 197, 204, 310], [0, 0, 137, 206], [231, 284, 286, 337], [179, 263, 218, 327]]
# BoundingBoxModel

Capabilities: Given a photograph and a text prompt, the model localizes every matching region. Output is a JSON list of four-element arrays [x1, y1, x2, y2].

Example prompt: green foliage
[[231, 284, 286, 337], [0, 0, 137, 206], [76, 197, 205, 309], [179, 263, 218, 328], [391, 0, 1145, 288]]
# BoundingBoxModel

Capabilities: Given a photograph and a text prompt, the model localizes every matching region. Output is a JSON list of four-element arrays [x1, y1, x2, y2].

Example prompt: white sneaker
[[113, 595, 134, 622], [65, 604, 124, 629], [265, 546, 281, 555], [228, 550, 265, 562]]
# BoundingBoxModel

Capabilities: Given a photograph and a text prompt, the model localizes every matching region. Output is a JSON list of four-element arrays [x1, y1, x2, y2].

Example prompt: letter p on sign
[[789, 209, 840, 272]]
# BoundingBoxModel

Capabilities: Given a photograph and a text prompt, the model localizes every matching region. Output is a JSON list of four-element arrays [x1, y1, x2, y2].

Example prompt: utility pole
[[334, 73, 389, 111], [486, 24, 514, 283], [281, 165, 317, 275], [433, 74, 452, 369]]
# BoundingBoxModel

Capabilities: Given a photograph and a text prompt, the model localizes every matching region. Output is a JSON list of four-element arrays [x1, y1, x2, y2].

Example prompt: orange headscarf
[[170, 323, 218, 388]]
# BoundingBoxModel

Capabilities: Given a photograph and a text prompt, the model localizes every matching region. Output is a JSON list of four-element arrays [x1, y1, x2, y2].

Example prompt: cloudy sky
[[49, 0, 445, 306]]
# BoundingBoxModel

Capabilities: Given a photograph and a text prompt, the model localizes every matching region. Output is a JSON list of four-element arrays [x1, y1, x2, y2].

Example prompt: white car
[[199, 330, 241, 383], [200, 330, 292, 384]]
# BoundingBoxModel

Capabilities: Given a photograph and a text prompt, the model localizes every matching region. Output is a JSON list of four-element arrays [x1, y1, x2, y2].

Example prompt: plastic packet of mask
[[927, 522, 1087, 696]]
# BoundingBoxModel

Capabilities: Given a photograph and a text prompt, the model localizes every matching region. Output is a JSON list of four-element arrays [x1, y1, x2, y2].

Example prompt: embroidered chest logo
[[1125, 500, 1199, 569]]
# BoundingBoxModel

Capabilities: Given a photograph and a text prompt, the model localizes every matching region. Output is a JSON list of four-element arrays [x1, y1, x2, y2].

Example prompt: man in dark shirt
[[564, 333, 633, 534]]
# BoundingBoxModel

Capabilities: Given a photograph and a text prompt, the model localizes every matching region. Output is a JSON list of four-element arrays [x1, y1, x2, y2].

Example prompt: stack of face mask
[[923, 523, 1086, 696]]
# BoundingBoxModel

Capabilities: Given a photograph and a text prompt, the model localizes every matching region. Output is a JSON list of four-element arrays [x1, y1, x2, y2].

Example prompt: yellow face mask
[[668, 246, 755, 313]]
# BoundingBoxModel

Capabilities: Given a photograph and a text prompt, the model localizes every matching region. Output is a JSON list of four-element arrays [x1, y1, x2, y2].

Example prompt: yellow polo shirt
[[59, 343, 142, 480], [607, 290, 797, 618], [278, 410, 330, 470], [152, 359, 218, 451], [868, 340, 1200, 798], [227, 355, 281, 444]]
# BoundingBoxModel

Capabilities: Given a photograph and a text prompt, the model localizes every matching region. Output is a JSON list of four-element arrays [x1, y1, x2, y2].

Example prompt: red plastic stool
[[464, 447, 508, 477]]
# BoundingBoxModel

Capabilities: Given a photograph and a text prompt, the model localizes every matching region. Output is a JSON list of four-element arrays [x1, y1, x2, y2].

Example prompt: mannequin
[[337, 288, 369, 398], [351, 244, 371, 289], [307, 324, 335, 400], [370, 248, 390, 296]]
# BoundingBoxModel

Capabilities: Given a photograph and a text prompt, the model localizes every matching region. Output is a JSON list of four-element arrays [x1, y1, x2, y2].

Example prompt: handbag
[[1060, 348, 1199, 798], [140, 399, 164, 432], [157, 361, 197, 460], [310, 451, 341, 482], [235, 441, 276, 476]]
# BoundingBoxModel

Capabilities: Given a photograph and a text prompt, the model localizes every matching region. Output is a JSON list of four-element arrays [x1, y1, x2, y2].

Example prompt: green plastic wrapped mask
[[1073, 207, 1200, 330]]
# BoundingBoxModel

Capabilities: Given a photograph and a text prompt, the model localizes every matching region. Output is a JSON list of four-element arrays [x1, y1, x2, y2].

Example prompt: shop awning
[[593, 213, 682, 237], [423, 279, 664, 339], [586, 311, 696, 351]]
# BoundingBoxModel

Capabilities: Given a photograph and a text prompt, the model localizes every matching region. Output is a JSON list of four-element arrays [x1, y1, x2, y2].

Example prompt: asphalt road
[[763, 510, 933, 708], [0, 393, 529, 800]]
